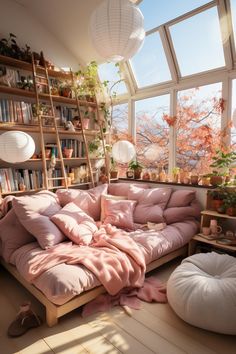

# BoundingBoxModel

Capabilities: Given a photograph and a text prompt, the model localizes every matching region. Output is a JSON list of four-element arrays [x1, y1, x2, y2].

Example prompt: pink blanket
[[24, 224, 146, 295]]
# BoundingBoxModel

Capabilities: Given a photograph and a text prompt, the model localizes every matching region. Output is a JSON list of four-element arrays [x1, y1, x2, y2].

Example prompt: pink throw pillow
[[167, 190, 196, 208], [100, 194, 127, 222], [0, 209, 35, 262], [103, 199, 137, 230], [108, 183, 149, 197], [56, 184, 108, 221], [12, 190, 65, 249], [164, 200, 201, 224], [128, 185, 172, 224], [51, 202, 97, 245]]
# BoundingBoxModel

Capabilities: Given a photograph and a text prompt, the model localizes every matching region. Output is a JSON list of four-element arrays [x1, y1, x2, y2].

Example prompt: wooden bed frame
[[1, 245, 188, 327]]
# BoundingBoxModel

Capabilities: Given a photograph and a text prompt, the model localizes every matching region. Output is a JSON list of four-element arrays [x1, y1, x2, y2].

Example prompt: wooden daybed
[[1, 246, 187, 327]]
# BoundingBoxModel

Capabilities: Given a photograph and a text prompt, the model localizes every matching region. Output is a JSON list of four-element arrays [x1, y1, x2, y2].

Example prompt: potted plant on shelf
[[172, 167, 180, 183], [223, 192, 236, 216], [110, 157, 119, 179], [210, 150, 236, 186], [208, 187, 227, 212], [128, 160, 143, 179]]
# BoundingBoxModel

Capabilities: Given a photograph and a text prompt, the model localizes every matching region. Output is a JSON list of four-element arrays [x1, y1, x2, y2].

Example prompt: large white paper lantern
[[0, 131, 35, 163], [112, 140, 136, 163], [89, 0, 145, 62]]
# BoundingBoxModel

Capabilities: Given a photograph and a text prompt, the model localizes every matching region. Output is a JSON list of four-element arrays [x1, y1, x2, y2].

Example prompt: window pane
[[139, 0, 211, 31], [231, 79, 236, 148], [111, 103, 129, 140], [230, 0, 236, 56], [135, 95, 170, 169], [169, 7, 225, 76], [130, 32, 171, 87], [176, 83, 222, 174], [98, 62, 127, 96]]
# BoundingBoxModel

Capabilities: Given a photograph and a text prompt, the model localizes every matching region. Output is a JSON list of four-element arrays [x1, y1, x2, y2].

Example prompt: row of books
[[0, 99, 35, 124], [45, 139, 86, 158], [0, 168, 43, 193]]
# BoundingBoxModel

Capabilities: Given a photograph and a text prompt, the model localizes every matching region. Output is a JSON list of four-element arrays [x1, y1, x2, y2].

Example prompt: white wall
[[0, 0, 79, 69]]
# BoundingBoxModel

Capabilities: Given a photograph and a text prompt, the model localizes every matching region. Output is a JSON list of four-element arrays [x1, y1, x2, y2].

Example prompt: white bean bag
[[167, 252, 236, 335]]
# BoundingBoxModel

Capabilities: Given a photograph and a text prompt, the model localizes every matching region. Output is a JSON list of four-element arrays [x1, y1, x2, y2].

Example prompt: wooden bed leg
[[46, 308, 58, 327]]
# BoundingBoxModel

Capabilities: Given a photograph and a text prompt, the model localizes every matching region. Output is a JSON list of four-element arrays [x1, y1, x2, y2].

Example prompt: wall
[[0, 0, 79, 69]]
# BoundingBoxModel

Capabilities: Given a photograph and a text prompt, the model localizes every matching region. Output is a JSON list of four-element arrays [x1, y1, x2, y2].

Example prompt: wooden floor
[[1, 258, 235, 354]]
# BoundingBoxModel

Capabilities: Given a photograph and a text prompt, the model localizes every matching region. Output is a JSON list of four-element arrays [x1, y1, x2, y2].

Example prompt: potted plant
[[223, 192, 236, 216], [110, 157, 118, 179], [128, 160, 143, 179], [172, 167, 180, 183], [210, 150, 236, 186], [209, 187, 227, 211]]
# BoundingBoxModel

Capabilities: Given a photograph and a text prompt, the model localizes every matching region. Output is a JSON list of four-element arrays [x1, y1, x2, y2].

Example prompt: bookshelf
[[0, 54, 107, 195]]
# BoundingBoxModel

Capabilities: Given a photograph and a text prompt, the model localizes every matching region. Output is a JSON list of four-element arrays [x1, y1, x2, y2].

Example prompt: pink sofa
[[0, 182, 201, 326]]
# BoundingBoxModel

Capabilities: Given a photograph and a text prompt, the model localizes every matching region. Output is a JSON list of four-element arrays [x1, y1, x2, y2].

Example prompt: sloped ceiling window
[[135, 95, 170, 169], [176, 83, 222, 174], [169, 7, 225, 76], [130, 32, 171, 88], [98, 62, 127, 96], [139, 0, 212, 31]]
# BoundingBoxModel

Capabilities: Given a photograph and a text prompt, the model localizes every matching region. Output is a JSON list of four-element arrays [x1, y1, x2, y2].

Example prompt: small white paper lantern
[[89, 0, 145, 62], [112, 140, 136, 163], [0, 131, 35, 163]]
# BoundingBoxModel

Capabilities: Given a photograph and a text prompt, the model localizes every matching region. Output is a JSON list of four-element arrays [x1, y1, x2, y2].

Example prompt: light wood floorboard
[[0, 259, 235, 354]]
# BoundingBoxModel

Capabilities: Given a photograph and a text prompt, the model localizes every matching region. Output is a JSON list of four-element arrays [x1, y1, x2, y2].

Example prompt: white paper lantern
[[112, 140, 136, 163], [0, 131, 35, 163], [89, 0, 145, 62], [233, 109, 236, 128]]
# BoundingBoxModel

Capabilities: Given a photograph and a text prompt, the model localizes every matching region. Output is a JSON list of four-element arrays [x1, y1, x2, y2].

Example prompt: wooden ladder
[[70, 70, 95, 187], [31, 52, 68, 190]]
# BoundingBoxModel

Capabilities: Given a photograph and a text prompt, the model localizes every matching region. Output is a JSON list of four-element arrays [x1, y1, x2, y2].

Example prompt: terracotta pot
[[126, 170, 134, 179], [63, 148, 73, 158], [134, 169, 142, 179], [110, 170, 118, 179], [212, 199, 224, 211], [226, 207, 236, 217], [190, 175, 199, 185], [210, 175, 223, 186]]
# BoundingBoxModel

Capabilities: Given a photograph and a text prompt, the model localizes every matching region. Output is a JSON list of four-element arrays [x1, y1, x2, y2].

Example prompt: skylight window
[[130, 31, 171, 88], [169, 7, 225, 76], [98, 62, 127, 96], [139, 0, 212, 31]]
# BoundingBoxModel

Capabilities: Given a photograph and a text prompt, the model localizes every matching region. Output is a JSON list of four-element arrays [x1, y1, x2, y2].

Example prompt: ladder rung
[[47, 177, 66, 181], [45, 144, 57, 147], [34, 73, 46, 78], [36, 82, 48, 86], [41, 115, 60, 119]]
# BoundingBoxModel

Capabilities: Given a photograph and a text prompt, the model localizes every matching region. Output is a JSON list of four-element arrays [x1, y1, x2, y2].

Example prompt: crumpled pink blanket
[[24, 224, 146, 295], [82, 276, 167, 317]]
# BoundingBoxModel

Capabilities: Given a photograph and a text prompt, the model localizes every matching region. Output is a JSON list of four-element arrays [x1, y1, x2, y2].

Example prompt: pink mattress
[[9, 220, 198, 305]]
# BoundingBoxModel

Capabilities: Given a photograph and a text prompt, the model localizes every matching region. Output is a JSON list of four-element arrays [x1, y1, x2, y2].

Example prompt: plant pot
[[82, 118, 90, 129], [126, 170, 134, 179], [226, 207, 236, 216], [190, 175, 199, 185], [134, 169, 142, 179], [110, 170, 118, 179], [212, 199, 224, 211], [63, 148, 73, 158], [210, 175, 223, 186]]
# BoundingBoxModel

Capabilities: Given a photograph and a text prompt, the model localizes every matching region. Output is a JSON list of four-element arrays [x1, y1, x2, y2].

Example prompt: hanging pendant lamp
[[0, 131, 35, 163], [89, 0, 145, 62]]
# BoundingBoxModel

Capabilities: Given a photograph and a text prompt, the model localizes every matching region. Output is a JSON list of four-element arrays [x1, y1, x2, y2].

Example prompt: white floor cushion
[[167, 252, 236, 335]]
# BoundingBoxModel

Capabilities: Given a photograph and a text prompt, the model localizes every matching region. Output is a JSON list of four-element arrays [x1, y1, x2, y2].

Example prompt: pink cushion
[[101, 194, 127, 222], [108, 183, 149, 197], [103, 199, 137, 230], [12, 190, 64, 249], [56, 184, 108, 221], [128, 185, 172, 224], [0, 209, 34, 262], [51, 202, 97, 245], [164, 200, 201, 224], [167, 189, 196, 208]]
